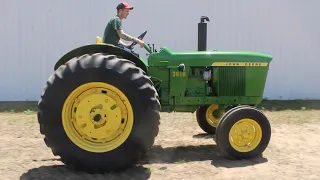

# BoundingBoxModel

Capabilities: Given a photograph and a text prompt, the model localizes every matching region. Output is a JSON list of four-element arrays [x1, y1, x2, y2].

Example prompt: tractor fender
[[54, 44, 148, 73]]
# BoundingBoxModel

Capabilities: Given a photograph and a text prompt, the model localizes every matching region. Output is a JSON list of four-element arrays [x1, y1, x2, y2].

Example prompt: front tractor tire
[[196, 104, 225, 134], [215, 106, 271, 159], [37, 53, 160, 173]]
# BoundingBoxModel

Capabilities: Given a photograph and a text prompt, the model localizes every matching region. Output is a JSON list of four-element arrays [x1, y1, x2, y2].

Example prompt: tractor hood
[[148, 47, 273, 67]]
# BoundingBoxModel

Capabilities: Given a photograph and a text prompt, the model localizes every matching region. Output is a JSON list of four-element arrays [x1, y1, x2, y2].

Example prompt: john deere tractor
[[37, 16, 273, 172]]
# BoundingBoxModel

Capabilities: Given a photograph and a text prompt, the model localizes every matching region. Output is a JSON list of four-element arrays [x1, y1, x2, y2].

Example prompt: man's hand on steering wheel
[[135, 38, 145, 48], [128, 31, 147, 49], [127, 38, 144, 49]]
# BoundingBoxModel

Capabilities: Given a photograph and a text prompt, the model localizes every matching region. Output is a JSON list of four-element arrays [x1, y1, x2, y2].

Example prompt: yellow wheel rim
[[205, 104, 224, 127], [229, 119, 262, 152], [62, 82, 133, 153]]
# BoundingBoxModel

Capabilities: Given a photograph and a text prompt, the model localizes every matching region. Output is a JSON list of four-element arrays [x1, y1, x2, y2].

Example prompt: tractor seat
[[96, 36, 103, 44]]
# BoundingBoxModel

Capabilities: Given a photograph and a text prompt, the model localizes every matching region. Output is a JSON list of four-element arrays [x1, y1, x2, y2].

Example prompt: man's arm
[[117, 30, 144, 47], [117, 30, 138, 42], [113, 19, 136, 42], [113, 18, 144, 47]]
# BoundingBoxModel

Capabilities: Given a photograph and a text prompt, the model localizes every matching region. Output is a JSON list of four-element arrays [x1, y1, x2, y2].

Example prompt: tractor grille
[[217, 67, 245, 96]]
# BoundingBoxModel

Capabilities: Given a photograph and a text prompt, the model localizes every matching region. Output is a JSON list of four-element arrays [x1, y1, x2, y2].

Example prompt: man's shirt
[[103, 15, 122, 45]]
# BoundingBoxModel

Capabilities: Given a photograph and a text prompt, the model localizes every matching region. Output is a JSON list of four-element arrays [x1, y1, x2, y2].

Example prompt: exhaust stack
[[198, 16, 210, 51]]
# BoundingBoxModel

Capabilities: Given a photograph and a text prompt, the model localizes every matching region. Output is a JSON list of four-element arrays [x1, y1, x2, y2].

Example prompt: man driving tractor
[[103, 2, 145, 53]]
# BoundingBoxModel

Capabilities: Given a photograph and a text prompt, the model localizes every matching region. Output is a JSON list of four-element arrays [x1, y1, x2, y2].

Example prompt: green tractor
[[37, 16, 272, 173]]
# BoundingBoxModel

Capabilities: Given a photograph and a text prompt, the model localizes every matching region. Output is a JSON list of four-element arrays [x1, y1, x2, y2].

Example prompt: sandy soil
[[1, 110, 320, 180]]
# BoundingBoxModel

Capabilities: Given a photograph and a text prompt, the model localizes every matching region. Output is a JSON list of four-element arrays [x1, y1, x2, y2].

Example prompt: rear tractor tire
[[196, 104, 225, 134], [215, 106, 271, 159], [37, 53, 160, 173]]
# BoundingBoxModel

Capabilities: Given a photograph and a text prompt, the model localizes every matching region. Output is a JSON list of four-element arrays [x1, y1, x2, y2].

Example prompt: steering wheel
[[128, 30, 147, 49]]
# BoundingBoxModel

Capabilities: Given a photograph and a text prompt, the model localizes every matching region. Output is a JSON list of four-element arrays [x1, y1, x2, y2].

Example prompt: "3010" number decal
[[172, 71, 186, 77]]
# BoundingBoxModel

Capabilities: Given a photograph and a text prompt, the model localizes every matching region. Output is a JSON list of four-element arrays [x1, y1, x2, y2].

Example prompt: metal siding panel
[[0, 0, 320, 101]]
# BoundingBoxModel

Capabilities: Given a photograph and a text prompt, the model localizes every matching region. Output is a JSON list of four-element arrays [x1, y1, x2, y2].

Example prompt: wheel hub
[[229, 119, 262, 152], [90, 108, 107, 125], [62, 82, 134, 153], [93, 114, 101, 122], [205, 104, 225, 127]]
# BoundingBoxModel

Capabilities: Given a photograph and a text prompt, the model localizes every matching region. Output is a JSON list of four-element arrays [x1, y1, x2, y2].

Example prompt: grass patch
[[257, 100, 320, 111], [0, 101, 38, 113], [175, 159, 186, 164], [1, 100, 320, 113], [266, 110, 320, 124]]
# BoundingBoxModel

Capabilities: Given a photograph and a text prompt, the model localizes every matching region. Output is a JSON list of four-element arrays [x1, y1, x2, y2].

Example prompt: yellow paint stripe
[[212, 62, 268, 67]]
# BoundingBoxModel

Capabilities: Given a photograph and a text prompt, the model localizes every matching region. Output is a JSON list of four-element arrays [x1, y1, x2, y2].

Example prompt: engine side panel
[[147, 48, 272, 113]]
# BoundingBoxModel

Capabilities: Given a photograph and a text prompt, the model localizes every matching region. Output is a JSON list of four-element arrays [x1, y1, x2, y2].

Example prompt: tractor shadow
[[20, 164, 151, 180], [192, 133, 214, 139], [20, 144, 267, 180], [140, 144, 268, 168]]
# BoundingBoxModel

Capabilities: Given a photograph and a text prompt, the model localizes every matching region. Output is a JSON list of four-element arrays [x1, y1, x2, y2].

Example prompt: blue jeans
[[116, 44, 139, 57]]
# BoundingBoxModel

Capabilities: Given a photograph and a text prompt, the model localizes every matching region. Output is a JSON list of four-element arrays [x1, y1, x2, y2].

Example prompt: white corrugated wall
[[1, 0, 320, 101]]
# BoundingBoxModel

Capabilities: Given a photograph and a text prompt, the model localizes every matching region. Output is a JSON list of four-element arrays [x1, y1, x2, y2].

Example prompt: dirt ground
[[1, 101, 320, 180]]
